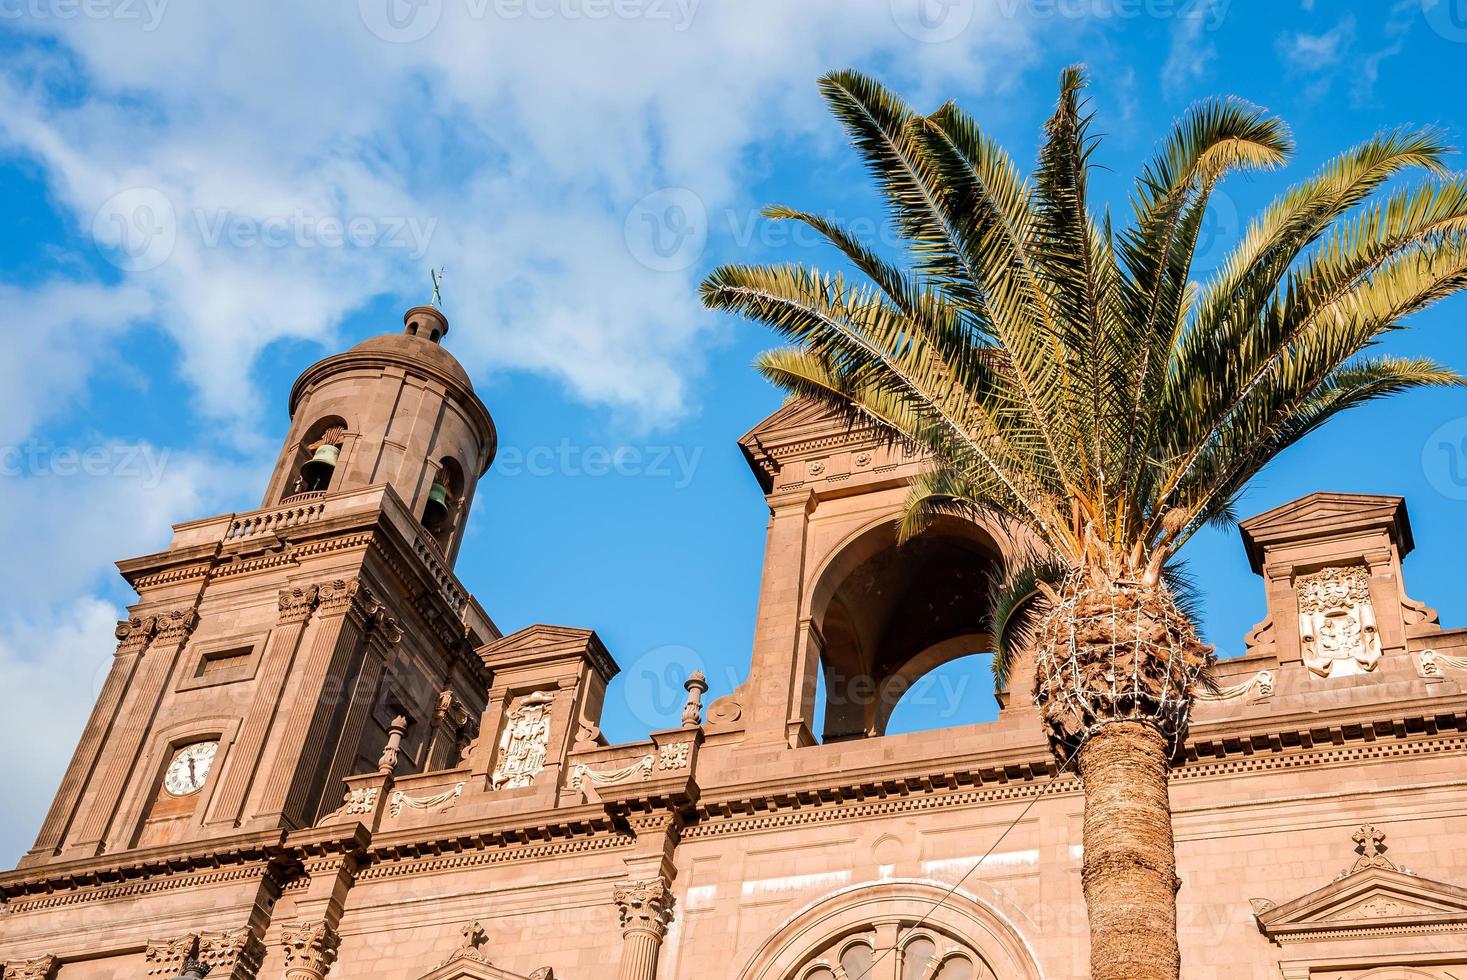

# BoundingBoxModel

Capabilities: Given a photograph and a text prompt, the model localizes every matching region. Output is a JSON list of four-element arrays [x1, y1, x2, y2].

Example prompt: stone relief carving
[[491, 691, 555, 790], [388, 781, 465, 817], [1419, 649, 1467, 678], [570, 755, 654, 790], [1195, 669, 1274, 702], [1296, 566, 1382, 678], [342, 787, 379, 814], [657, 741, 692, 771]]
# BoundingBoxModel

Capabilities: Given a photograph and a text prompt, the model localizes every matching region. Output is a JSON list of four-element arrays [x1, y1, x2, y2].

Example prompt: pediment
[[1255, 866, 1467, 944], [417, 951, 554, 980], [479, 624, 617, 682], [1238, 492, 1413, 571], [739, 396, 845, 445]]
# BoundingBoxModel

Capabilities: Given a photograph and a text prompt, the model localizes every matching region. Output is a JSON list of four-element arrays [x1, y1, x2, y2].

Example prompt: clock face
[[163, 741, 218, 797]]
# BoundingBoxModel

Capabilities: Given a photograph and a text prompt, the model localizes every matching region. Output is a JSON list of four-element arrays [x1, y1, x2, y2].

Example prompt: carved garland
[[571, 755, 654, 790], [389, 782, 466, 818]]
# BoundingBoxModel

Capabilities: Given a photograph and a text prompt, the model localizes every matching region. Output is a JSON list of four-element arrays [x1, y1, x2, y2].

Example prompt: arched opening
[[738, 880, 1041, 980], [284, 416, 347, 502], [422, 456, 464, 549], [808, 516, 1002, 742]]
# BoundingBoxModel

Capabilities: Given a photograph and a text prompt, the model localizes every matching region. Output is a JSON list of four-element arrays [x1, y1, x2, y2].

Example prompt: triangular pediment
[[479, 624, 617, 682], [1238, 492, 1412, 571], [739, 396, 845, 445], [417, 951, 554, 980], [1255, 866, 1467, 944]]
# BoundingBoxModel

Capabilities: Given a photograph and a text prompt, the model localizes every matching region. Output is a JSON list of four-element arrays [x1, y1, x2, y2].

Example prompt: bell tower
[[19, 306, 500, 868]]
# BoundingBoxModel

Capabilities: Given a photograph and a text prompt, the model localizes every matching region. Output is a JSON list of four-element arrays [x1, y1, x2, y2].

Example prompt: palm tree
[[701, 67, 1467, 980]]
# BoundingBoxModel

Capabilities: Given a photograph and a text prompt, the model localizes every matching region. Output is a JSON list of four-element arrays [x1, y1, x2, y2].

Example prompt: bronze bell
[[423, 481, 452, 530], [299, 444, 339, 492]]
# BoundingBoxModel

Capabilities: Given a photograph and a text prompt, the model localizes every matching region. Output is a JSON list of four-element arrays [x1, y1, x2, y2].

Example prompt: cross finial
[[1348, 824, 1396, 874], [430, 266, 446, 308]]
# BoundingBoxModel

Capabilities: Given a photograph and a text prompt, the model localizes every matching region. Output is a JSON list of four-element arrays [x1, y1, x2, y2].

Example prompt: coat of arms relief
[[1296, 565, 1382, 678], [491, 691, 555, 790]]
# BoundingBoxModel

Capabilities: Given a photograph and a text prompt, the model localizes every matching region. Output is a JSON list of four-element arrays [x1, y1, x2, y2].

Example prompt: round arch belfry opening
[[801, 513, 1016, 742], [737, 879, 1044, 980]]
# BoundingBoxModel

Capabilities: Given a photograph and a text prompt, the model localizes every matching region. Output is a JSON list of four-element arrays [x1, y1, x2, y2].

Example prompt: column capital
[[114, 615, 157, 654], [278, 584, 322, 625], [2, 955, 59, 980], [317, 577, 377, 621], [280, 919, 340, 980], [153, 606, 199, 643], [143, 932, 199, 975], [614, 876, 674, 940]]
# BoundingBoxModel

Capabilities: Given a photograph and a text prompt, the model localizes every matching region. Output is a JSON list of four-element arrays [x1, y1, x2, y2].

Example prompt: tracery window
[[791, 923, 991, 980]]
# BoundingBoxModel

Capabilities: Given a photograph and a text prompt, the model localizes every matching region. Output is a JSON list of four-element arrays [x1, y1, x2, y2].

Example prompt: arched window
[[739, 881, 1039, 980]]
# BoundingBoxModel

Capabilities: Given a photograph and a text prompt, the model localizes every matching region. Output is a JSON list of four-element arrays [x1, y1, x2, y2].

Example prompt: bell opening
[[422, 481, 452, 535]]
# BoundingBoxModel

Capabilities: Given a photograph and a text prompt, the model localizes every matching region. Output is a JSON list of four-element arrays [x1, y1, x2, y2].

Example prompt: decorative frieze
[[280, 920, 339, 980], [657, 742, 692, 771], [1296, 565, 1382, 678], [491, 692, 555, 790]]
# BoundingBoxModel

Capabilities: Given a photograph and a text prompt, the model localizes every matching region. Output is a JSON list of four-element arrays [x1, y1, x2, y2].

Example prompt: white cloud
[[1277, 16, 1356, 73], [1160, 9, 1217, 99], [1, 1, 1035, 435], [0, 0, 1041, 867], [0, 596, 120, 866]]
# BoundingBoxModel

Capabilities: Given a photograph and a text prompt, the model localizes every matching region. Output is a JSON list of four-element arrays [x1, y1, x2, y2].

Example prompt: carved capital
[[280, 920, 339, 980], [613, 877, 674, 939], [144, 933, 199, 975], [115, 615, 158, 654], [153, 607, 199, 643], [278, 584, 321, 625], [317, 578, 377, 621], [199, 928, 264, 979], [368, 611, 405, 646], [2, 955, 59, 980]]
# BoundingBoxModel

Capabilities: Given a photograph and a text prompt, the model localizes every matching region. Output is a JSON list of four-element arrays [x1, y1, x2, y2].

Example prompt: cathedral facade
[[3, 309, 1467, 980]]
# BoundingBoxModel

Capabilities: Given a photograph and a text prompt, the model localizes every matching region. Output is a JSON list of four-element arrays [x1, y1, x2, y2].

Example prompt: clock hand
[[188, 756, 197, 784]]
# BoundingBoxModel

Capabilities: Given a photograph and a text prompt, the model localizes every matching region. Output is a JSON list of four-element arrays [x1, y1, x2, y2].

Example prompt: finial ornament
[[1349, 824, 1397, 873], [430, 266, 446, 308], [682, 671, 708, 727]]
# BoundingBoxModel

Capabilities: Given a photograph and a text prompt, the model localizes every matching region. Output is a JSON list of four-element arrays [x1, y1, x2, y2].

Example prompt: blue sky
[[2, 0, 1465, 864]]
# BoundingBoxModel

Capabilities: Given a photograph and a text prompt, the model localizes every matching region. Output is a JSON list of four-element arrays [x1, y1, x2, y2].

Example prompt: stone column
[[208, 584, 320, 827], [613, 877, 673, 980], [254, 578, 376, 827], [70, 606, 197, 855], [1, 954, 59, 979], [743, 490, 816, 746], [22, 615, 153, 863]]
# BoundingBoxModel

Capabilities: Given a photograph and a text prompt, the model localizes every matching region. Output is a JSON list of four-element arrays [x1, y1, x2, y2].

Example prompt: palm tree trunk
[[1076, 720, 1180, 980]]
